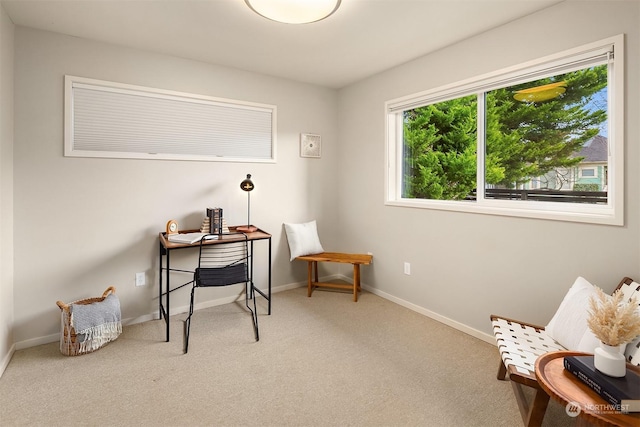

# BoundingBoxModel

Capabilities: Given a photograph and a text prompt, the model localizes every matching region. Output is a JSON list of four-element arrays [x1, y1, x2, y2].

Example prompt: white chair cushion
[[492, 317, 565, 376], [545, 276, 607, 353], [618, 279, 640, 365], [283, 220, 325, 261]]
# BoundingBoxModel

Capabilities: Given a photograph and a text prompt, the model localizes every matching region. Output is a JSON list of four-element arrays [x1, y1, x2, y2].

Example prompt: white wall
[[338, 0, 640, 340], [12, 27, 340, 346], [0, 3, 15, 375], [6, 0, 640, 354]]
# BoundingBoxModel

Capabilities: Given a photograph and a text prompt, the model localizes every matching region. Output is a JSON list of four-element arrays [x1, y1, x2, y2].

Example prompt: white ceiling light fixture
[[245, 0, 341, 24]]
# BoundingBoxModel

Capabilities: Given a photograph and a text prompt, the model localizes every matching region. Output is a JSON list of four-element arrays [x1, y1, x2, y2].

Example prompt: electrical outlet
[[404, 262, 411, 275], [135, 272, 146, 287]]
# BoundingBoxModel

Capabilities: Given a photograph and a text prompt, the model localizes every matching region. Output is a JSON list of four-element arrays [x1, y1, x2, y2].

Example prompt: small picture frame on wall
[[300, 133, 321, 158]]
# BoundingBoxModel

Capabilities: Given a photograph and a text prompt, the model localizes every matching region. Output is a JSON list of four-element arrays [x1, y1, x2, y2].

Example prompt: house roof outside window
[[576, 135, 608, 163]]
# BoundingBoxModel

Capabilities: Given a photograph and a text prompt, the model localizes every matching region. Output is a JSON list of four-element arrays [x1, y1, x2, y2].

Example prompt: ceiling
[[2, 0, 562, 89]]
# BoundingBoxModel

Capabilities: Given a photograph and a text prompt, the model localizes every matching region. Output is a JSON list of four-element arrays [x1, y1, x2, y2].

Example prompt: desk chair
[[183, 233, 259, 353]]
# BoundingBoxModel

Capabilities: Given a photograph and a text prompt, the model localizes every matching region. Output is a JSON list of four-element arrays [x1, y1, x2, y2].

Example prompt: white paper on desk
[[168, 232, 210, 244]]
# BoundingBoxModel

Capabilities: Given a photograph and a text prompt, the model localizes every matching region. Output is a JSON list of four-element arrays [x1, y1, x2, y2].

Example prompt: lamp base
[[236, 225, 258, 233]]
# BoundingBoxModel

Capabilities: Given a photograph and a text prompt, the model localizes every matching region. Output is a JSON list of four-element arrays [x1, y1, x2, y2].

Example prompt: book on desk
[[564, 355, 640, 412], [167, 232, 218, 244]]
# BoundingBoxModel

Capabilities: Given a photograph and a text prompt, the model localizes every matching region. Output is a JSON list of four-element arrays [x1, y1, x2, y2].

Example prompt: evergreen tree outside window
[[386, 35, 624, 225]]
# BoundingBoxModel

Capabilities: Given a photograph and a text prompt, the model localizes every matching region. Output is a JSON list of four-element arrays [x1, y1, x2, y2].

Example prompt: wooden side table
[[535, 351, 640, 427]]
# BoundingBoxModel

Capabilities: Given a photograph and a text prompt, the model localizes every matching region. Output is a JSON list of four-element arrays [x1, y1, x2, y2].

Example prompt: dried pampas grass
[[587, 287, 640, 347]]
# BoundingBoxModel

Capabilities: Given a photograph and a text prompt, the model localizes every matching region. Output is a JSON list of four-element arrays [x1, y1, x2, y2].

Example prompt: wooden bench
[[295, 252, 373, 302]]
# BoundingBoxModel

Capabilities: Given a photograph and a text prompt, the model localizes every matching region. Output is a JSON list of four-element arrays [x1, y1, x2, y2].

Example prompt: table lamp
[[237, 174, 257, 233]]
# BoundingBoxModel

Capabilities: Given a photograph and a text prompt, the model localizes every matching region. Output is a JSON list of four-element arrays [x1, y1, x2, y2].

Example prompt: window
[[65, 76, 277, 162], [386, 35, 624, 225]]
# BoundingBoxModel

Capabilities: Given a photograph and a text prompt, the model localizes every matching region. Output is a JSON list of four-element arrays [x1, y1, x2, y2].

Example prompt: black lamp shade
[[237, 174, 257, 233], [240, 174, 254, 192]]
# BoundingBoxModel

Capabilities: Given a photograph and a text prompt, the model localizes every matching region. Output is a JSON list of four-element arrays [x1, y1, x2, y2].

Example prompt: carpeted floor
[[0, 287, 575, 426]]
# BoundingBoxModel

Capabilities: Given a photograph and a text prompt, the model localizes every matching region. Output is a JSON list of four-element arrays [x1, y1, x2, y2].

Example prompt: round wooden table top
[[535, 351, 640, 427]]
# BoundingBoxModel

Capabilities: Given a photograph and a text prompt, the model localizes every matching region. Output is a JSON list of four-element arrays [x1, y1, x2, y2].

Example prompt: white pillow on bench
[[283, 220, 325, 261]]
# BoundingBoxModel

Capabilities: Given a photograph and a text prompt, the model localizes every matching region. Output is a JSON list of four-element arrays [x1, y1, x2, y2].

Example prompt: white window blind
[[64, 76, 277, 162], [386, 41, 614, 113]]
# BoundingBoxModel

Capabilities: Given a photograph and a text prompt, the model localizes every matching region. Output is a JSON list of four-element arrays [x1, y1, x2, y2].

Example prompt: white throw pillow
[[545, 276, 605, 353], [283, 220, 325, 261]]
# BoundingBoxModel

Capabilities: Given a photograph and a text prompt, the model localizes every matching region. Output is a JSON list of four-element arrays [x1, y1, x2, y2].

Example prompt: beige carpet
[[0, 287, 574, 426]]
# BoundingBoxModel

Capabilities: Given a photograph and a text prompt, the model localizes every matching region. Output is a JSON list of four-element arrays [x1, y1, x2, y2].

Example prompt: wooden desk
[[158, 226, 271, 342], [535, 351, 640, 427]]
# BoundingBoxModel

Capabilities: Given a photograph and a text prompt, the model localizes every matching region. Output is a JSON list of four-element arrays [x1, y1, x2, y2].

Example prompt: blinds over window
[[65, 76, 276, 162], [386, 41, 614, 113]]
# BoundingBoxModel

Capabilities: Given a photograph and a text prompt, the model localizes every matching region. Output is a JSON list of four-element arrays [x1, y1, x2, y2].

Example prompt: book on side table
[[564, 355, 640, 413]]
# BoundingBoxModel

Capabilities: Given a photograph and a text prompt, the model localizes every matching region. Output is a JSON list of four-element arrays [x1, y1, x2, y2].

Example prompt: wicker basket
[[56, 286, 121, 356]]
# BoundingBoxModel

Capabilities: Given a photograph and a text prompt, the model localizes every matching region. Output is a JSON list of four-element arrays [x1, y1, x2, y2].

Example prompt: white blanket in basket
[[69, 293, 122, 352]]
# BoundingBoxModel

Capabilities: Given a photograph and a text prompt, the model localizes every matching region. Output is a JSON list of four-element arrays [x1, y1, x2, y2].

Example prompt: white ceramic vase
[[594, 342, 626, 377]]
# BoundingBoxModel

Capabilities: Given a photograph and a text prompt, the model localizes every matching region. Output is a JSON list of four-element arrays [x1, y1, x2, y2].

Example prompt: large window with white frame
[[385, 35, 624, 225]]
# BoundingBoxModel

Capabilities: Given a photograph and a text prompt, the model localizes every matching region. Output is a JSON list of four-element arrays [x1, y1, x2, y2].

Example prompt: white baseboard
[[9, 276, 495, 356], [283, 273, 495, 345], [12, 280, 308, 352], [323, 273, 495, 345], [359, 280, 495, 345], [0, 343, 15, 379], [15, 333, 59, 350], [13, 313, 159, 351]]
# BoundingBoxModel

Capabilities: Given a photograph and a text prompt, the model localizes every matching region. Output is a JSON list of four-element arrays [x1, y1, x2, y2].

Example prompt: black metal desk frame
[[158, 227, 271, 342]]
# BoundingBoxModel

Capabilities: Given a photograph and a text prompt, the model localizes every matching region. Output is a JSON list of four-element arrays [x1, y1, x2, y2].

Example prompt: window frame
[[385, 35, 624, 226], [580, 168, 597, 178], [64, 75, 277, 163]]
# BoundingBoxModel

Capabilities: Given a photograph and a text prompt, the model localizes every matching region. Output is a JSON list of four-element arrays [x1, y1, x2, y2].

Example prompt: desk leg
[[268, 237, 272, 315], [165, 249, 170, 342], [250, 241, 254, 296], [158, 242, 170, 342], [158, 241, 162, 322], [248, 238, 272, 315]]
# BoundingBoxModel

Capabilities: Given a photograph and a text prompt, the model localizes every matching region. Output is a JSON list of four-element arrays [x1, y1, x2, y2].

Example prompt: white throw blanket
[[68, 293, 122, 353]]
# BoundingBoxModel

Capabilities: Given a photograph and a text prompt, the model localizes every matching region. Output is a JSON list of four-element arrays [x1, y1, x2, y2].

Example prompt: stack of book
[[564, 355, 640, 413], [207, 207, 223, 234]]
